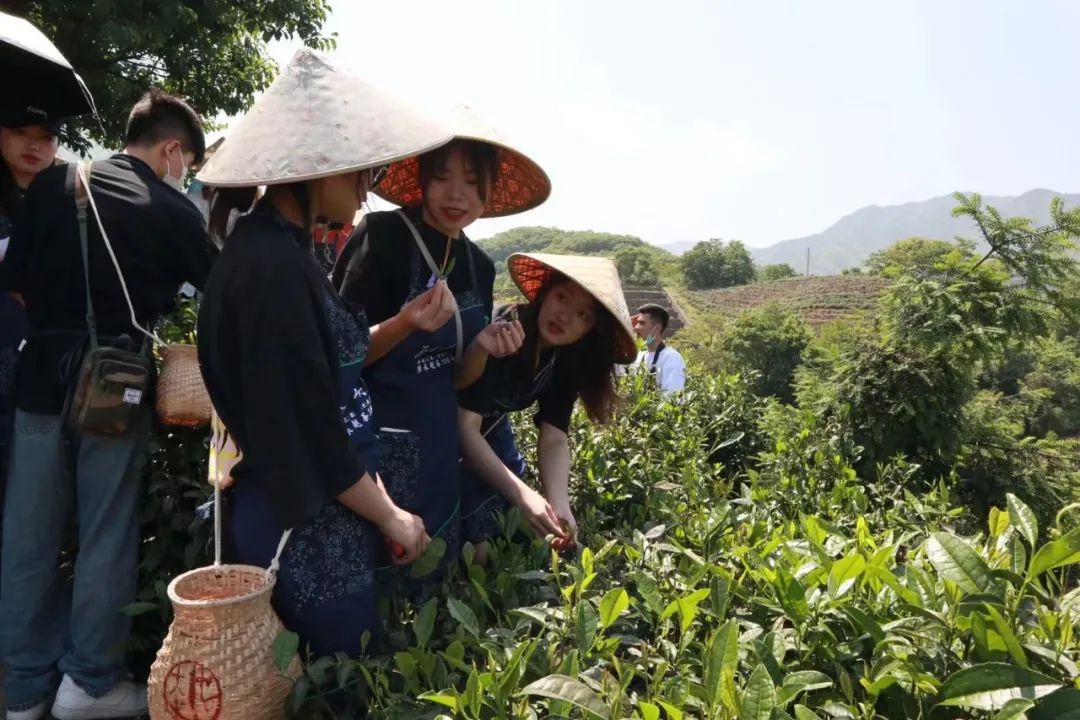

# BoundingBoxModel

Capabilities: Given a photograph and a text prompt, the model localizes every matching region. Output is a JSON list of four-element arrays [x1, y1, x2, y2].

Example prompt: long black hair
[[519, 272, 621, 425]]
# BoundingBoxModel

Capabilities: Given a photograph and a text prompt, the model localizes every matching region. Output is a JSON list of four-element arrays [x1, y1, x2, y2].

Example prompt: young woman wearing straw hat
[[194, 49, 456, 656], [457, 253, 637, 556], [332, 106, 550, 576]]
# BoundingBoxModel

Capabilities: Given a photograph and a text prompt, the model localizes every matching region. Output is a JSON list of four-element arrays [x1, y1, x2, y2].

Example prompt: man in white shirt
[[631, 303, 686, 395]]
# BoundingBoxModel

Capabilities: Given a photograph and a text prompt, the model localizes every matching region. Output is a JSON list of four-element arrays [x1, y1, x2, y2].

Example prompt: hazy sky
[[262, 0, 1078, 249]]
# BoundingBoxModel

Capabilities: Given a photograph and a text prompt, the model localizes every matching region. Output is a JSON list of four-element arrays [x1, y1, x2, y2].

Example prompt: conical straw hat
[[197, 49, 452, 187], [507, 253, 637, 363], [374, 105, 550, 218]]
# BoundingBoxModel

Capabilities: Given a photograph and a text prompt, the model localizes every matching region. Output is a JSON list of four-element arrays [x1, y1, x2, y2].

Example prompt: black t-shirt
[[198, 208, 363, 529], [331, 207, 495, 326], [457, 303, 580, 434], [1, 154, 213, 413]]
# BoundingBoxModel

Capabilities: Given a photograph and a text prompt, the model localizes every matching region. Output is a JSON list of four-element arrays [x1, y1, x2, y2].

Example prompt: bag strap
[[651, 342, 666, 372], [73, 162, 162, 347], [71, 161, 99, 350], [394, 210, 463, 364]]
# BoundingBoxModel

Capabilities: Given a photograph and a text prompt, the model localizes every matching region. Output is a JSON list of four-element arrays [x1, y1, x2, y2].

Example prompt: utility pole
[[806, 247, 810, 277]]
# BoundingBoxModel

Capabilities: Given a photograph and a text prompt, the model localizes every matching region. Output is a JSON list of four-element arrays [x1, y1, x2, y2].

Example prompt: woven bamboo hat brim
[[508, 252, 637, 363], [197, 49, 452, 188], [374, 105, 551, 218]]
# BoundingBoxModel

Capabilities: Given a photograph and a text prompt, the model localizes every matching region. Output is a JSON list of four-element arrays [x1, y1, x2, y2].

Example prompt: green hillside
[[681, 274, 889, 329]]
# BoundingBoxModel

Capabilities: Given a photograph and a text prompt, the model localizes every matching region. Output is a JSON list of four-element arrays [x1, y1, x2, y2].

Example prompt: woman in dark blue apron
[[334, 118, 552, 576], [456, 254, 639, 559], [195, 50, 446, 656]]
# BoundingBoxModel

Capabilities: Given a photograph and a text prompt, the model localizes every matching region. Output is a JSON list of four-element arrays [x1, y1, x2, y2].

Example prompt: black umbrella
[[0, 10, 96, 123]]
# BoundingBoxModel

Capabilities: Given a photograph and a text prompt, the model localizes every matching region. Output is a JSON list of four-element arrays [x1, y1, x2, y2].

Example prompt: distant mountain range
[[663, 189, 1080, 275]]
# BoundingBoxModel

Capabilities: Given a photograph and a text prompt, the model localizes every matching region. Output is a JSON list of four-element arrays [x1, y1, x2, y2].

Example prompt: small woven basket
[[148, 564, 300, 720], [156, 344, 212, 428], [149, 451, 299, 720]]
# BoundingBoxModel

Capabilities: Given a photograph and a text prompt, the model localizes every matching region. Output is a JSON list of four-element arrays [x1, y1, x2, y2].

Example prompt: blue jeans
[[0, 411, 148, 709]]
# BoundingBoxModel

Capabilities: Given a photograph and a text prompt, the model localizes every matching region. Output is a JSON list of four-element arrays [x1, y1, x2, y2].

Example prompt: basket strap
[[214, 477, 222, 566], [268, 529, 293, 577], [212, 473, 293, 576]]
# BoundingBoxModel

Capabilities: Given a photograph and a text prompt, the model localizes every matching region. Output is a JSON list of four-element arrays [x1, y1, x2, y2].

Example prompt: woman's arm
[[337, 473, 430, 563], [458, 408, 565, 539], [454, 341, 492, 389], [454, 318, 525, 389], [537, 420, 576, 543]]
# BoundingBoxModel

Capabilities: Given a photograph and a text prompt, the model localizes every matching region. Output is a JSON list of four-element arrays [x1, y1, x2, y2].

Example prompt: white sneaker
[[51, 674, 148, 719], [6, 699, 50, 720]]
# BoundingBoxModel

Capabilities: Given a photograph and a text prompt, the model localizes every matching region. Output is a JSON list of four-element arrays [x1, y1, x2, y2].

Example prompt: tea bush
[[270, 372, 1080, 719], [124, 195, 1080, 718]]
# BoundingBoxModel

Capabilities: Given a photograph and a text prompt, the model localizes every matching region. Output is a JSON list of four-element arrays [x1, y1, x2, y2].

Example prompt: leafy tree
[[866, 236, 969, 277], [758, 263, 798, 282], [1022, 336, 1080, 438], [5, 0, 335, 152], [802, 193, 1080, 494], [680, 238, 756, 289], [719, 304, 811, 403], [840, 266, 864, 275], [614, 246, 660, 286]]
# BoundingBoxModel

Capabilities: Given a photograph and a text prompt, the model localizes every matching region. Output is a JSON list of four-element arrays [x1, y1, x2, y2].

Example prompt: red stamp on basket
[[164, 660, 223, 720]]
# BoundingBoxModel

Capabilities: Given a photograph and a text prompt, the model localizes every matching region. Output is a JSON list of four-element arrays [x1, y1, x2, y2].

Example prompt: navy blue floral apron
[[228, 287, 383, 656], [365, 213, 486, 575]]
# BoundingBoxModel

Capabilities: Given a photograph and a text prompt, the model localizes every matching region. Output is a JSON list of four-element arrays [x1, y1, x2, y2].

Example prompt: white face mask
[[164, 147, 187, 194]]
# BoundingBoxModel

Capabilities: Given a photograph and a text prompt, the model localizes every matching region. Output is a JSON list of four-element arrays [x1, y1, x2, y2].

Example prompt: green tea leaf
[[419, 691, 461, 711], [740, 664, 777, 720], [1027, 688, 1080, 720], [1029, 527, 1080, 578], [120, 601, 160, 617], [793, 706, 824, 720], [936, 663, 1060, 710], [989, 506, 1011, 539], [676, 588, 711, 633], [658, 700, 684, 720], [982, 603, 1029, 668], [413, 597, 438, 649], [1007, 494, 1038, 548], [336, 661, 354, 690], [521, 674, 610, 719], [272, 630, 299, 672], [1009, 534, 1028, 575], [598, 587, 630, 629], [638, 701, 661, 720], [828, 553, 866, 598], [410, 537, 447, 579], [447, 597, 480, 637], [576, 601, 598, 652], [778, 670, 834, 705], [635, 572, 665, 616], [711, 571, 733, 618], [993, 698, 1035, 720], [705, 620, 739, 709], [841, 605, 885, 644], [926, 533, 998, 595]]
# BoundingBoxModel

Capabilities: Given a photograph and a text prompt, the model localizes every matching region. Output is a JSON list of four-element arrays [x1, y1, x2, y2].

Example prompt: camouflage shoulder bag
[[65, 161, 153, 436]]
